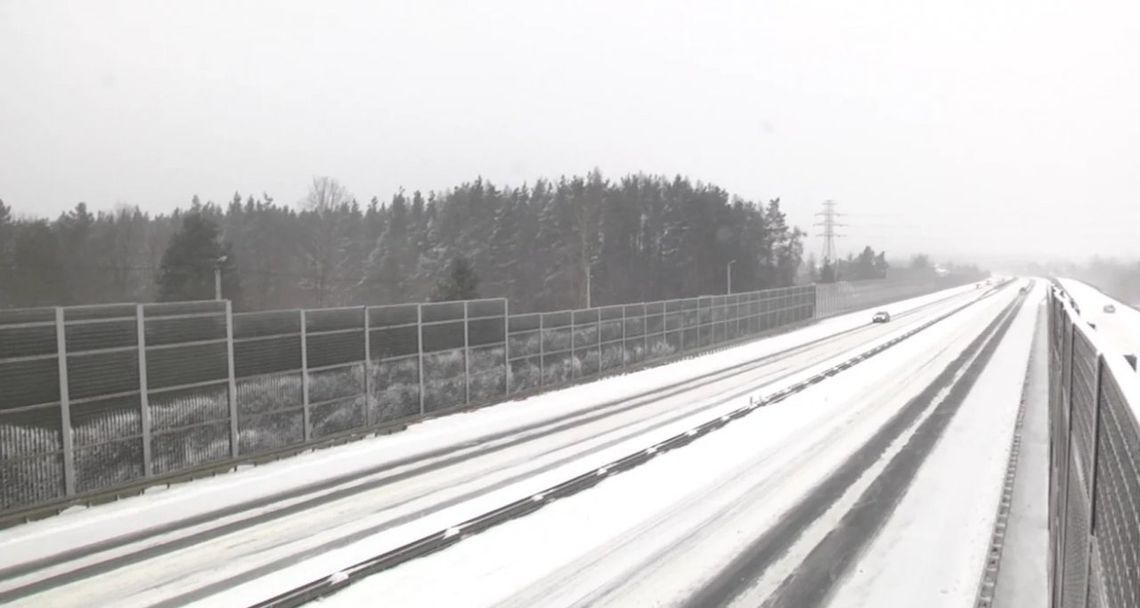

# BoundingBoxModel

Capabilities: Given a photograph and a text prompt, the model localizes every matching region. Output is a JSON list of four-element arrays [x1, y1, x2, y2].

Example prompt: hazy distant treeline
[[0, 171, 808, 312]]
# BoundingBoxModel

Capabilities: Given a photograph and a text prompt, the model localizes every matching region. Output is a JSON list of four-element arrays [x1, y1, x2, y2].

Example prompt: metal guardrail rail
[[1047, 280, 1140, 608]]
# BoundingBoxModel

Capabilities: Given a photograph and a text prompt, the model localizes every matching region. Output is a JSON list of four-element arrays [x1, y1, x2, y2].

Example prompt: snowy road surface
[[0, 282, 1025, 607], [319, 282, 1034, 608]]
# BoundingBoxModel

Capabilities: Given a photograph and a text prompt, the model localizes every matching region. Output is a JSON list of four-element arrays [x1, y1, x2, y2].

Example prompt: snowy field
[[0, 282, 998, 607]]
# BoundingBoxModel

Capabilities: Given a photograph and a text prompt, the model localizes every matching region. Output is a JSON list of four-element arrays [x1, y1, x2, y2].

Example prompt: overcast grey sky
[[2, 0, 1138, 262]]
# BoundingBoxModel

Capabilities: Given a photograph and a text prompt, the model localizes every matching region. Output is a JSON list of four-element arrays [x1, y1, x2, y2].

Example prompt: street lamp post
[[215, 255, 228, 301], [586, 270, 591, 309], [726, 260, 736, 295]]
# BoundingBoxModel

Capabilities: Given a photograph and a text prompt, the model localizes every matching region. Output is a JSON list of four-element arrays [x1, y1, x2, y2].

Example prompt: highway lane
[[317, 283, 1025, 608], [0, 285, 996, 608]]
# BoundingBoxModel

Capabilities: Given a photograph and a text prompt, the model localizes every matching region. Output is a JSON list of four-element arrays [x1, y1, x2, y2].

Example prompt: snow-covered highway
[[0, 281, 1038, 608]]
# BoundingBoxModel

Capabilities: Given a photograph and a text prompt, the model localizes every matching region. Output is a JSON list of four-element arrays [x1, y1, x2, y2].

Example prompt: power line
[[813, 200, 847, 265]]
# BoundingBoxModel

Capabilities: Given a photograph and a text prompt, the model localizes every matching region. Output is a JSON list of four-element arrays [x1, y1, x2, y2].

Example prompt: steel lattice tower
[[813, 200, 846, 264]]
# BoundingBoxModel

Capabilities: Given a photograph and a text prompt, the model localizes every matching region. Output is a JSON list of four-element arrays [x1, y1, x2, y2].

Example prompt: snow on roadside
[[0, 285, 979, 566], [828, 280, 1042, 608], [310, 287, 1013, 608]]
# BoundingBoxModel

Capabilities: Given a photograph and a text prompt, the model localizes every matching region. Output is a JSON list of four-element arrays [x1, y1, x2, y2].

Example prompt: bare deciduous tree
[[301, 177, 352, 307]]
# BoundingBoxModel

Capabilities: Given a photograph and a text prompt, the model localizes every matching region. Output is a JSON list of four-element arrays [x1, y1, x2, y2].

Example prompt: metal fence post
[[225, 301, 239, 457], [1087, 356, 1104, 533], [503, 300, 511, 395], [300, 309, 311, 442], [363, 305, 371, 426], [417, 304, 426, 415], [621, 306, 627, 365], [539, 313, 545, 386], [697, 300, 703, 348], [463, 302, 471, 405], [570, 313, 576, 379], [642, 308, 648, 360], [595, 310, 601, 375], [680, 304, 687, 352], [1055, 318, 1079, 604], [136, 304, 152, 477], [55, 307, 75, 497]]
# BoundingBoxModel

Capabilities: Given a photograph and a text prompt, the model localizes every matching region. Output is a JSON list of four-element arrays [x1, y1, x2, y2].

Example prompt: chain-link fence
[[3, 277, 964, 516], [1048, 284, 1140, 608]]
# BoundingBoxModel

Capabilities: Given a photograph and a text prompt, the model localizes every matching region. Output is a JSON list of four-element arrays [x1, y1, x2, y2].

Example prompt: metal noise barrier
[[2, 285, 823, 519], [1046, 281, 1140, 608]]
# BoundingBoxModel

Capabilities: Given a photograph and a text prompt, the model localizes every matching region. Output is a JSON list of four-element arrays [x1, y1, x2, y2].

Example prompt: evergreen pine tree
[[156, 212, 240, 303], [431, 256, 480, 301]]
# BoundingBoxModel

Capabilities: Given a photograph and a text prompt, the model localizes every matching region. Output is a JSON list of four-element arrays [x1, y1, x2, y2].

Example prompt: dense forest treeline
[[0, 171, 812, 312]]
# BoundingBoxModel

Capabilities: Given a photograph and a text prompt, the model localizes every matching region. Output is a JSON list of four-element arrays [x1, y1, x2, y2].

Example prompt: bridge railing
[[1047, 283, 1140, 608]]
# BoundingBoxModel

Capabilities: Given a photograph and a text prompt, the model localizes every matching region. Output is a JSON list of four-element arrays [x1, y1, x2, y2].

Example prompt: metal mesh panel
[[0, 406, 64, 508], [423, 348, 465, 413], [233, 310, 301, 338], [146, 342, 229, 390], [306, 307, 364, 333], [0, 357, 60, 410], [74, 438, 143, 493], [509, 329, 541, 359], [509, 356, 541, 394], [1087, 539, 1106, 608], [151, 420, 231, 475], [236, 372, 302, 417], [543, 352, 572, 386], [0, 307, 56, 325], [421, 301, 464, 323], [309, 364, 364, 404], [65, 318, 137, 352], [0, 324, 58, 359], [369, 354, 420, 424], [311, 396, 366, 439], [469, 345, 506, 403], [238, 409, 304, 454], [234, 335, 302, 377], [1071, 333, 1098, 496], [144, 315, 226, 347], [140, 303, 233, 477], [1061, 471, 1092, 608], [367, 303, 421, 424], [307, 330, 365, 370], [1093, 372, 1140, 608], [1, 452, 64, 510], [67, 349, 139, 400], [571, 310, 600, 379], [149, 382, 231, 474], [71, 394, 141, 446]]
